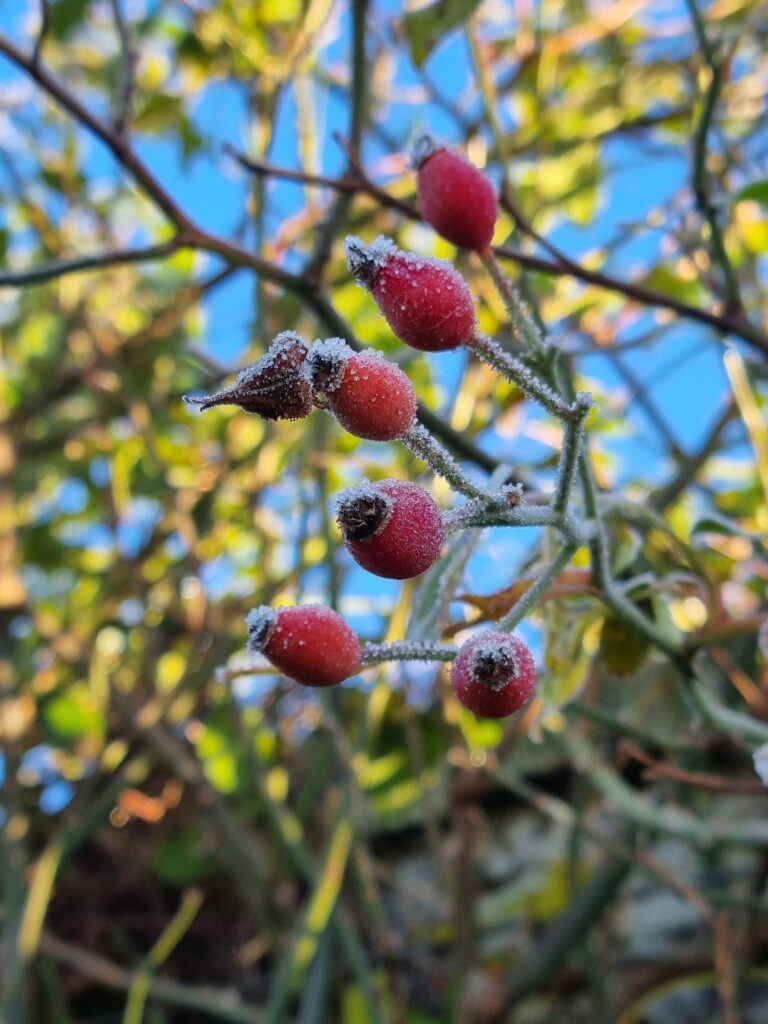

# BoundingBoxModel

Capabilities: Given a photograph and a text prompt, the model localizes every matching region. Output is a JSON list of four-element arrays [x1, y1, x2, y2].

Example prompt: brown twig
[[620, 739, 768, 795]]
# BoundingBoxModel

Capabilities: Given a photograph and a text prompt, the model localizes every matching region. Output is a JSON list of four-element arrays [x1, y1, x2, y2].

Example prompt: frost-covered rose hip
[[184, 331, 312, 421], [345, 237, 476, 352], [412, 134, 498, 252], [450, 631, 535, 719], [246, 604, 360, 687], [335, 478, 444, 579], [307, 339, 416, 441]]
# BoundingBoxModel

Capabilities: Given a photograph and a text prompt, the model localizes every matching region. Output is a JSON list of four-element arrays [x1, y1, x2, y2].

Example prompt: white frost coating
[[409, 132, 441, 169], [310, 337, 352, 362], [754, 743, 768, 785], [361, 639, 457, 664], [334, 478, 381, 516], [469, 333, 570, 418], [401, 423, 487, 501], [231, 330, 307, 388], [307, 337, 353, 392], [467, 632, 519, 692], [245, 605, 277, 651], [501, 482, 525, 507], [344, 235, 396, 288], [334, 479, 394, 541]]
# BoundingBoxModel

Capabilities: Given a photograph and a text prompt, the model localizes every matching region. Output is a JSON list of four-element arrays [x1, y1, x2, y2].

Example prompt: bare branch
[[108, 0, 137, 134], [0, 239, 182, 289], [31, 0, 50, 68]]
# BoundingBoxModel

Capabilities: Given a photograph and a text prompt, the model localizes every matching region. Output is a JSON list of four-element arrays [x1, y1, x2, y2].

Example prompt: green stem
[[480, 249, 547, 355], [468, 332, 575, 421], [684, 0, 742, 313], [499, 543, 577, 632], [123, 889, 203, 1024], [361, 640, 457, 664], [401, 423, 489, 501]]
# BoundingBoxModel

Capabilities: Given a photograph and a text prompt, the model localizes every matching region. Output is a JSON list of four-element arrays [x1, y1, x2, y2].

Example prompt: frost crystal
[[335, 480, 393, 542], [246, 606, 277, 651], [468, 633, 519, 692], [307, 337, 353, 392], [344, 235, 396, 289]]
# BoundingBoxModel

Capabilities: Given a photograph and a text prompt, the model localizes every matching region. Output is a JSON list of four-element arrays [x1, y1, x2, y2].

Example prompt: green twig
[[123, 889, 204, 1024], [499, 543, 577, 632], [684, 0, 742, 313]]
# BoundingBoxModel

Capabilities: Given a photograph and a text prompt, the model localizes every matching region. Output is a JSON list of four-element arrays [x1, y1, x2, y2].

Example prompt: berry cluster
[[185, 137, 585, 720]]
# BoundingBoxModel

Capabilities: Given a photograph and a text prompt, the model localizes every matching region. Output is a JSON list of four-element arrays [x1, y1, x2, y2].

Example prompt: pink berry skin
[[337, 479, 444, 580], [450, 631, 536, 719], [329, 352, 417, 441], [246, 605, 360, 688], [416, 148, 498, 252], [345, 238, 476, 352]]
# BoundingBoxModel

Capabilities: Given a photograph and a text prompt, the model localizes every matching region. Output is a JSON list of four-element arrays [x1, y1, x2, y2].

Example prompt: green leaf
[[735, 179, 768, 206], [49, 0, 91, 39], [403, 0, 484, 67]]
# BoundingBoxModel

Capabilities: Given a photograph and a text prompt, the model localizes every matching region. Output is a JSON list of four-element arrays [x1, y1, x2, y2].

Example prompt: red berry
[[412, 135, 498, 252], [246, 604, 361, 688], [450, 631, 535, 719], [336, 478, 444, 579], [330, 350, 416, 441], [184, 331, 313, 421], [345, 237, 476, 352]]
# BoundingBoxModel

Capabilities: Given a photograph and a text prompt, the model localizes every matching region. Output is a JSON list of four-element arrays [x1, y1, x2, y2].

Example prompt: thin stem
[[499, 543, 576, 633], [0, 239, 182, 289], [684, 0, 742, 314], [481, 248, 546, 354], [468, 333, 575, 421], [38, 932, 263, 1023], [31, 0, 50, 67], [554, 397, 593, 515], [360, 641, 457, 665], [108, 0, 137, 135], [400, 423, 490, 501], [442, 502, 566, 535], [561, 730, 768, 848], [123, 889, 203, 1024]]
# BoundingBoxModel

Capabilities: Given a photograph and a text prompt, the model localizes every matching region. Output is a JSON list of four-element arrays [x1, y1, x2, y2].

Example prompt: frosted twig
[[468, 333, 577, 421], [442, 503, 562, 535], [554, 393, 593, 515], [481, 249, 547, 355], [361, 641, 458, 665], [401, 423, 490, 501]]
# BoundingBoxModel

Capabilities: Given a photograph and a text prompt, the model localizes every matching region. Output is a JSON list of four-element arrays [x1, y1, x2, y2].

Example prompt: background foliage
[[1, 0, 767, 1021]]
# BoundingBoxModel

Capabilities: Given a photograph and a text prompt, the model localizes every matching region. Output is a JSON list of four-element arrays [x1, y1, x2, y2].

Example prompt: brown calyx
[[336, 488, 393, 543], [470, 644, 516, 692], [183, 332, 313, 421]]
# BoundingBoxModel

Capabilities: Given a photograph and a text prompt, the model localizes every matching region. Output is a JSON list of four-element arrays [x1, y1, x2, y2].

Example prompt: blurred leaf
[[735, 179, 768, 206], [50, 0, 90, 38], [403, 0, 483, 67], [598, 611, 651, 678], [153, 829, 217, 885], [42, 686, 103, 745]]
